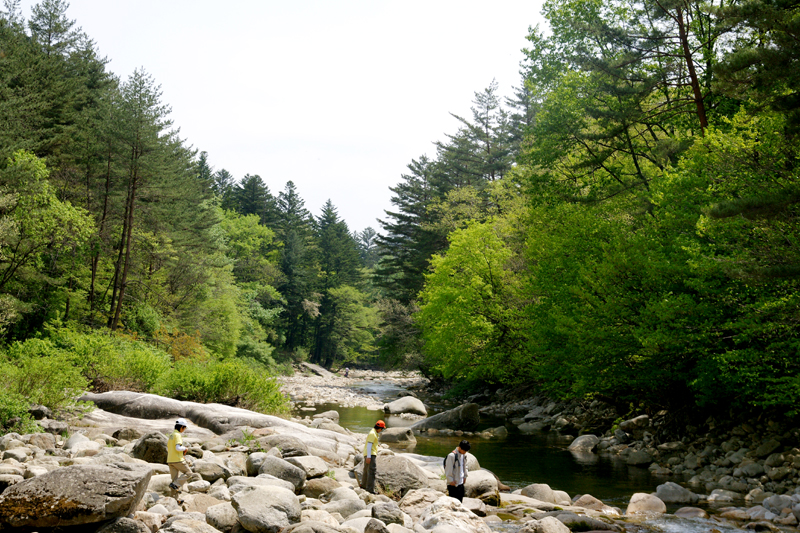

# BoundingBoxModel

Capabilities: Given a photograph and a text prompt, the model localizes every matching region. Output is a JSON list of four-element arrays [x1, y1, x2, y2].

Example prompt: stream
[[293, 378, 750, 533]]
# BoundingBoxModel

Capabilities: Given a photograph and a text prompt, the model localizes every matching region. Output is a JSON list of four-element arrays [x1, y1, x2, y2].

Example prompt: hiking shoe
[[169, 482, 179, 491]]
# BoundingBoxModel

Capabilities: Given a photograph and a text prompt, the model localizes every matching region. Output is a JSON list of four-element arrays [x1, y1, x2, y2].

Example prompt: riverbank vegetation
[[0, 0, 798, 424]]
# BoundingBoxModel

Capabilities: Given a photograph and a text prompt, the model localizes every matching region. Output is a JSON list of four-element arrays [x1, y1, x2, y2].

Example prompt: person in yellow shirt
[[167, 418, 193, 496], [361, 420, 385, 494]]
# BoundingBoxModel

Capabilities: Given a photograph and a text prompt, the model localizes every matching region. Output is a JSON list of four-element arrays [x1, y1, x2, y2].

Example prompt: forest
[[0, 0, 798, 432]]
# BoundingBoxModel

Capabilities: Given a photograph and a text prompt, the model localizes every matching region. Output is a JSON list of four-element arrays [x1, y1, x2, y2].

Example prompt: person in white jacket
[[445, 440, 470, 502]]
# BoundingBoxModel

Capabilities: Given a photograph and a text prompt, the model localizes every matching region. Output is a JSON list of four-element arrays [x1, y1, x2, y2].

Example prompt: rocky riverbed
[[1, 369, 799, 533]]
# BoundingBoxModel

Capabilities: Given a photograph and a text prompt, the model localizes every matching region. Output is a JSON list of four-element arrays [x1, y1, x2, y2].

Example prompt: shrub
[[0, 350, 87, 410], [154, 357, 288, 415], [0, 389, 40, 436]]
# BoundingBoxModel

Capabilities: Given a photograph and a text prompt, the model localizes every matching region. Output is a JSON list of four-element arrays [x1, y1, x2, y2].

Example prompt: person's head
[[457, 440, 470, 454], [375, 420, 386, 432], [175, 418, 188, 432]]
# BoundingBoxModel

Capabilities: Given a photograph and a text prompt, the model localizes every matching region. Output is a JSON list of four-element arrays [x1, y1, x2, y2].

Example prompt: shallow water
[[297, 397, 670, 504]]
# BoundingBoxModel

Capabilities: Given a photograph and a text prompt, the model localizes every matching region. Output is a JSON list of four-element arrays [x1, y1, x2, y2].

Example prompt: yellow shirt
[[167, 429, 185, 463], [363, 428, 380, 457]]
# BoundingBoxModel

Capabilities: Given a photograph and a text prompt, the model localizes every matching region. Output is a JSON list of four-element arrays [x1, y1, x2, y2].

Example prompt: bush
[[0, 346, 88, 410], [0, 389, 40, 436], [154, 357, 288, 415]]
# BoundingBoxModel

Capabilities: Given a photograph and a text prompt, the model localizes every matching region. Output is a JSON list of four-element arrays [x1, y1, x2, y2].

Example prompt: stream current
[[293, 378, 746, 533]]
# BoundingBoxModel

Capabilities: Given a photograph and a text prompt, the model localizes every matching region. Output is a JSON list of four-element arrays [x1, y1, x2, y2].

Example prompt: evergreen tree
[[233, 174, 280, 227]]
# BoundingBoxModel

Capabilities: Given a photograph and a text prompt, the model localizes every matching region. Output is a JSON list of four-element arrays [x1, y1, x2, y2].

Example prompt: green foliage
[[153, 357, 288, 415], [0, 389, 40, 436]]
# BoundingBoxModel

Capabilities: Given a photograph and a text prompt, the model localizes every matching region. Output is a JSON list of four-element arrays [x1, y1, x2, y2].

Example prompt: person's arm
[[365, 442, 373, 458], [445, 453, 455, 485]]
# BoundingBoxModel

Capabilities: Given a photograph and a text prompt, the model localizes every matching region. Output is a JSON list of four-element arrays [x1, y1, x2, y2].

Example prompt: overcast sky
[[19, 1, 546, 233]]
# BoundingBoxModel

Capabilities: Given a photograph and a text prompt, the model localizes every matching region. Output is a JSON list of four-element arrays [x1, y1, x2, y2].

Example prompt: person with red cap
[[361, 420, 385, 493]]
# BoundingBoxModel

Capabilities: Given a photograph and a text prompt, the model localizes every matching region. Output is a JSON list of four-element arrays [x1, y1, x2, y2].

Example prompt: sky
[[19, 1, 546, 233]]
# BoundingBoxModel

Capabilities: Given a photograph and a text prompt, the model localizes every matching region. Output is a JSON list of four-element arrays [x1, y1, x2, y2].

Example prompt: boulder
[[754, 439, 781, 458], [365, 518, 391, 533], [232, 484, 301, 533], [303, 476, 342, 498], [260, 434, 309, 457], [302, 510, 341, 528], [674, 507, 708, 519], [461, 497, 486, 517], [556, 512, 618, 531], [567, 435, 598, 453], [247, 452, 271, 476], [411, 404, 480, 432], [619, 415, 649, 433], [0, 464, 151, 528], [573, 494, 608, 512], [286, 455, 330, 478], [184, 493, 223, 514], [39, 419, 69, 435], [324, 497, 367, 519], [655, 482, 699, 503], [194, 460, 228, 482], [283, 521, 351, 533], [521, 483, 555, 503], [26, 432, 56, 450], [113, 427, 144, 441], [95, 517, 152, 533], [206, 501, 239, 533], [708, 489, 742, 502], [159, 519, 223, 533], [371, 455, 430, 495], [420, 495, 491, 533], [464, 470, 498, 498], [133, 511, 166, 531], [399, 488, 446, 519], [372, 501, 404, 526], [626, 450, 653, 466], [380, 428, 417, 447], [131, 432, 169, 464], [228, 474, 296, 494], [523, 516, 570, 533], [258, 456, 307, 491], [313, 410, 341, 423], [626, 493, 666, 515], [384, 398, 427, 416]]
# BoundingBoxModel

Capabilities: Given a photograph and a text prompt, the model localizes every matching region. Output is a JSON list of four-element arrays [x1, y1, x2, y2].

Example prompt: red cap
[[375, 420, 386, 428]]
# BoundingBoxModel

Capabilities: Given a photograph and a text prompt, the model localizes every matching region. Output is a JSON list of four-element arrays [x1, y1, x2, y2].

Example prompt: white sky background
[[19, 1, 546, 233]]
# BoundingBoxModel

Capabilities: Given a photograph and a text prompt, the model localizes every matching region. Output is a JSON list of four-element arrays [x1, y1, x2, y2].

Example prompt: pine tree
[[233, 174, 280, 227]]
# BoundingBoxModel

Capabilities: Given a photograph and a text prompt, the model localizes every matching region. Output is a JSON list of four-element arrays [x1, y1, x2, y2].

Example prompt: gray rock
[[380, 428, 417, 446], [384, 398, 427, 416], [768, 466, 793, 481], [2, 448, 29, 462], [313, 410, 341, 423], [27, 404, 52, 420], [626, 493, 666, 515], [740, 462, 765, 477], [232, 484, 301, 533], [619, 415, 649, 433], [674, 507, 708, 519], [328, 486, 362, 501], [113, 427, 144, 441], [707, 489, 742, 502], [260, 434, 309, 457], [366, 518, 391, 533], [567, 435, 598, 453], [655, 482, 699, 503], [206, 502, 239, 533], [194, 459, 228, 482], [410, 404, 481, 432], [372, 501, 404, 526], [627, 450, 653, 466], [286, 455, 330, 478], [160, 518, 223, 533], [465, 470, 498, 498], [258, 456, 307, 491], [38, 419, 69, 435], [521, 483, 556, 503], [228, 474, 296, 494], [754, 439, 781, 458], [163, 512, 209, 529], [247, 452, 271, 476], [461, 497, 486, 517], [324, 497, 367, 518], [370, 455, 429, 495], [398, 488, 443, 519], [524, 516, 570, 533], [763, 494, 794, 513], [556, 513, 617, 531], [95, 517, 152, 533], [303, 476, 342, 499], [283, 521, 350, 533], [764, 453, 785, 467], [26, 432, 56, 450], [0, 464, 151, 528], [131, 432, 169, 464]]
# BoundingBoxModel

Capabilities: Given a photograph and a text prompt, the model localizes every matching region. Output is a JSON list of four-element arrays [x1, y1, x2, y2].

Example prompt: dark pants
[[362, 456, 377, 493], [447, 483, 465, 502]]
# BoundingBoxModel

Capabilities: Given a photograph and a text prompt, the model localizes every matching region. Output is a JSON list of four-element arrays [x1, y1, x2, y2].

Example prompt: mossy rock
[[496, 513, 519, 521]]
